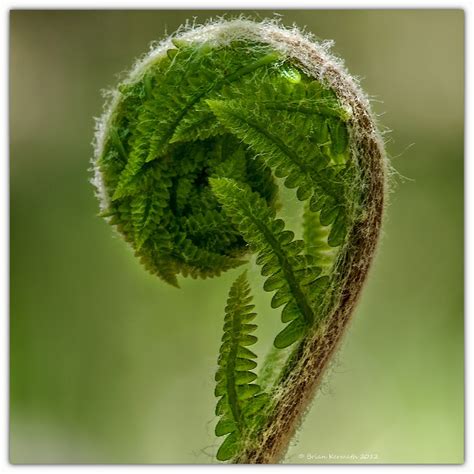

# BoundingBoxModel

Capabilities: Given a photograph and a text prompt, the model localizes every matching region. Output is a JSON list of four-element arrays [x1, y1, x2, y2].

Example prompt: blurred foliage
[[10, 10, 463, 463]]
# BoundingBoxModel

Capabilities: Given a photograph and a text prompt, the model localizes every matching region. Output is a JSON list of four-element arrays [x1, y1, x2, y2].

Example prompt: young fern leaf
[[210, 177, 326, 349], [215, 271, 268, 461], [92, 19, 387, 464]]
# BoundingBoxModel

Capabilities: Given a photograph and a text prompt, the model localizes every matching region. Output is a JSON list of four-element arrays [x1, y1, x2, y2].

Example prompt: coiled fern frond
[[92, 19, 387, 464]]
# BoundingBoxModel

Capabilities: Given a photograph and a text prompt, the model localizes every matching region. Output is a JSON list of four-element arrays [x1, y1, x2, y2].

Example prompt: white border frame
[[2, 2, 469, 473]]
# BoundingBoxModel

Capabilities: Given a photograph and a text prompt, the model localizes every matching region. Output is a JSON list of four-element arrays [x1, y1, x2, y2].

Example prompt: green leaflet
[[302, 200, 339, 274], [211, 178, 330, 349], [214, 271, 268, 461]]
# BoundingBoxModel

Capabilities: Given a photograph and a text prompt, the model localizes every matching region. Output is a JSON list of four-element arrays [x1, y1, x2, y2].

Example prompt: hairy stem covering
[[92, 19, 387, 464]]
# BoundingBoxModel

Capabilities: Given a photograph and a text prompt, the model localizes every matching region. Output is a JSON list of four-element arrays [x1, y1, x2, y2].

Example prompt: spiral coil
[[94, 25, 356, 287]]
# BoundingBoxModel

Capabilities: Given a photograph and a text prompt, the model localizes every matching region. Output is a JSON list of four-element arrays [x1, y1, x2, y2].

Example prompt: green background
[[10, 10, 464, 464]]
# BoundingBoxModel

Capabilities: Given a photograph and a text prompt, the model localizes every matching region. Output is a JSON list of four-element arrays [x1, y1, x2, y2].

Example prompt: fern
[[210, 177, 328, 348], [214, 271, 268, 461], [93, 19, 386, 464]]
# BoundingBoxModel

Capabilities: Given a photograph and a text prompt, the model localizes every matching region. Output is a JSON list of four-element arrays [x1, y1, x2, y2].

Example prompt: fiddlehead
[[92, 19, 387, 464]]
